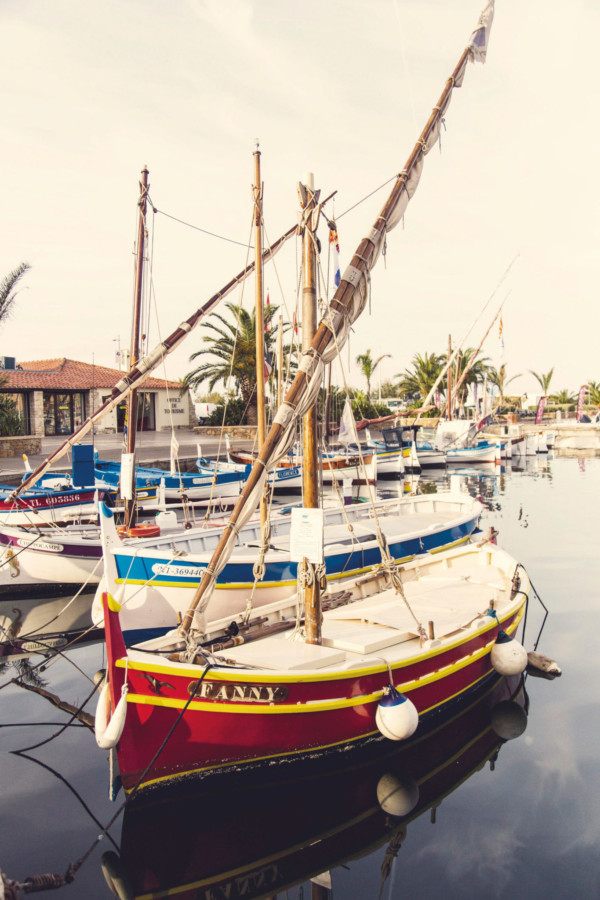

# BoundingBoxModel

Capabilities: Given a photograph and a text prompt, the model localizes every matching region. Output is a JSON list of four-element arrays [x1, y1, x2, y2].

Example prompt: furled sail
[[181, 0, 496, 633]]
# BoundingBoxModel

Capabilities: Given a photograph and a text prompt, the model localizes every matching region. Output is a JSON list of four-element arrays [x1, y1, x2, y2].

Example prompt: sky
[[3, 0, 599, 401]]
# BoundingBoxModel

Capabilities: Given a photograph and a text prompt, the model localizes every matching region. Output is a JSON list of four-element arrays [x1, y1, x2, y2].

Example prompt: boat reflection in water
[[106, 674, 529, 900], [0, 589, 97, 666]]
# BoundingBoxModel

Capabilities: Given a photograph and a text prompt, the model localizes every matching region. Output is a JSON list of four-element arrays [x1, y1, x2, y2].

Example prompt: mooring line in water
[[11, 751, 120, 852], [11, 680, 99, 753], [517, 566, 549, 654], [4, 662, 214, 895]]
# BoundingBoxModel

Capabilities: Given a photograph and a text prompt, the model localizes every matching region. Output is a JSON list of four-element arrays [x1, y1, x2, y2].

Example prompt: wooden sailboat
[[95, 0, 532, 794], [92, 159, 482, 640]]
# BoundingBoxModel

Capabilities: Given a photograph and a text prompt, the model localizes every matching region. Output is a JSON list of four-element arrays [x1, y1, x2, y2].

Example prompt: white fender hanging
[[375, 684, 419, 741], [95, 680, 128, 750], [490, 629, 528, 676]]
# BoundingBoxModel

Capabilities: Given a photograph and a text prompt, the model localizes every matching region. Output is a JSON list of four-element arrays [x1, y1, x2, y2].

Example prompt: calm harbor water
[[1, 452, 599, 899]]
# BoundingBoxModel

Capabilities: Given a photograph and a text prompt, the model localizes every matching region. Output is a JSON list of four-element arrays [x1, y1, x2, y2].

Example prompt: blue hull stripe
[[112, 518, 477, 589]]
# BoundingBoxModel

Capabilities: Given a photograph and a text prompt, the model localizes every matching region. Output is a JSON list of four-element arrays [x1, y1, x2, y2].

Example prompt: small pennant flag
[[329, 223, 341, 288], [264, 338, 273, 382]]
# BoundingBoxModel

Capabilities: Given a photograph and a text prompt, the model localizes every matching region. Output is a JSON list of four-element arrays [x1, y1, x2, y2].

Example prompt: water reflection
[[109, 675, 530, 900], [2, 454, 595, 897]]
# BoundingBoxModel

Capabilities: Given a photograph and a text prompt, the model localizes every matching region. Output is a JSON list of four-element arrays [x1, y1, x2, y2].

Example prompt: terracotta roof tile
[[1, 358, 182, 391]]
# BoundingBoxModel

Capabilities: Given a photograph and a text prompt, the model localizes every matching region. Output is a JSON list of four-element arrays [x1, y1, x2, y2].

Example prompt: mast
[[447, 334, 453, 421], [253, 143, 268, 529], [299, 172, 321, 645], [440, 299, 505, 418], [277, 313, 284, 409], [123, 166, 149, 529]]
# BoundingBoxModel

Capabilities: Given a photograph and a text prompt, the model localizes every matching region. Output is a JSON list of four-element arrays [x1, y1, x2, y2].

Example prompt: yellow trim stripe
[[120, 605, 525, 718]]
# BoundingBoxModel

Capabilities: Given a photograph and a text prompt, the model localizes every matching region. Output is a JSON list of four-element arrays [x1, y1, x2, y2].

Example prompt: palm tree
[[396, 352, 445, 406], [530, 368, 554, 396], [0, 263, 30, 325], [587, 382, 600, 407], [550, 389, 576, 405], [488, 364, 521, 407], [182, 301, 281, 425], [355, 349, 391, 401]]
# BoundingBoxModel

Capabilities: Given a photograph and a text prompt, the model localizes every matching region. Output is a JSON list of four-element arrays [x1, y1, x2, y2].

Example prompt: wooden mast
[[253, 143, 268, 529], [124, 166, 149, 530], [300, 173, 321, 645], [447, 334, 453, 422]]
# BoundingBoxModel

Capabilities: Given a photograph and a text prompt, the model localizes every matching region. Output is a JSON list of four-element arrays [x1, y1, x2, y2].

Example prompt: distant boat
[[95, 456, 246, 501]]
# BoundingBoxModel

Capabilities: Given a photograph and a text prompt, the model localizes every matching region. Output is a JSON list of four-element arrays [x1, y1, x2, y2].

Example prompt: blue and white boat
[[92, 488, 482, 640], [363, 426, 446, 472], [94, 457, 245, 501]]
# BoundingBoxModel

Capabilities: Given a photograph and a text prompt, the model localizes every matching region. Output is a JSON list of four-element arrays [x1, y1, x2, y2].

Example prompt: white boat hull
[[93, 492, 482, 640]]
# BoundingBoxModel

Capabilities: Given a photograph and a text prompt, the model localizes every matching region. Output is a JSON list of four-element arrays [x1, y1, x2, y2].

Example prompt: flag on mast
[[264, 337, 273, 382], [468, 0, 495, 63], [329, 223, 341, 288]]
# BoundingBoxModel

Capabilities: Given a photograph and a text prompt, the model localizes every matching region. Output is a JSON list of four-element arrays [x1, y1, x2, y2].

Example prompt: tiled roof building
[[0, 358, 192, 436]]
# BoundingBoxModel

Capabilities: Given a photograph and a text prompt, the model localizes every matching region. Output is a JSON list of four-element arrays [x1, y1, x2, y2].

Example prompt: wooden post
[[124, 166, 149, 530], [301, 173, 321, 645]]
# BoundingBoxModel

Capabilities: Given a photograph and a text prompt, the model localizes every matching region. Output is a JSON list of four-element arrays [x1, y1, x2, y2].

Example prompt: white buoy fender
[[376, 685, 419, 741], [377, 772, 420, 817], [490, 630, 528, 676], [95, 681, 128, 750]]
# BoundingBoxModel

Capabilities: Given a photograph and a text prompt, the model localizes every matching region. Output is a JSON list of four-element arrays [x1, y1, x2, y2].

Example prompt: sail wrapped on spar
[[180, 0, 499, 631]]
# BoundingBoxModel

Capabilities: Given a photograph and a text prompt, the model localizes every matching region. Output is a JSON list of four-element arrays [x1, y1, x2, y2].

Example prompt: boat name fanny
[[187, 680, 289, 703]]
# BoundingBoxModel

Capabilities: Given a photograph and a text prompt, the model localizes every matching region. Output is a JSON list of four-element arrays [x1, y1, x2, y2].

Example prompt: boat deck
[[211, 563, 508, 671]]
